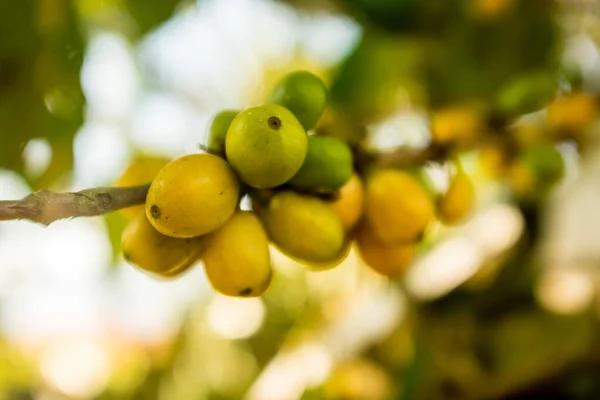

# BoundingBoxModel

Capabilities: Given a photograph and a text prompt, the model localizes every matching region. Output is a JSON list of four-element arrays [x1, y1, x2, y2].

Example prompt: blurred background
[[1, 0, 600, 399]]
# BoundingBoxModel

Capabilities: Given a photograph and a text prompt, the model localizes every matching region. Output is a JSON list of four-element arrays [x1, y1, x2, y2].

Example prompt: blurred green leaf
[[495, 71, 559, 118], [0, 0, 85, 187], [424, 1, 561, 108], [124, 0, 187, 37], [341, 0, 419, 33], [400, 340, 429, 400], [330, 31, 425, 123], [489, 310, 595, 394]]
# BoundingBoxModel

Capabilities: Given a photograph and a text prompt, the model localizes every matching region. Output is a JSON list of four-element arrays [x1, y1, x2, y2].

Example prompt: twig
[[0, 184, 150, 225], [372, 144, 448, 167], [354, 144, 448, 172], [0, 143, 450, 226]]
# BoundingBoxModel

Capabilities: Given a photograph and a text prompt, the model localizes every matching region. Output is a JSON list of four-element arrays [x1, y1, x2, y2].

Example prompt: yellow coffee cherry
[[202, 211, 272, 297], [146, 153, 239, 238], [355, 222, 415, 278], [264, 191, 345, 263], [547, 92, 598, 135], [431, 105, 483, 146], [438, 172, 476, 225], [329, 174, 364, 232], [365, 169, 435, 244], [305, 239, 353, 272], [115, 156, 170, 219], [121, 212, 204, 278]]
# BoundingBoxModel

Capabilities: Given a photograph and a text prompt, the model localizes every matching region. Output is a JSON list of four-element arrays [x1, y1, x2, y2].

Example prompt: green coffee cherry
[[269, 71, 328, 131]]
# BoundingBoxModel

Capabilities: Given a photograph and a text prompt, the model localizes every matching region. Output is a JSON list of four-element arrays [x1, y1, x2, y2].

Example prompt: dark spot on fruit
[[239, 287, 253, 296], [220, 190, 224, 195], [123, 252, 132, 262], [150, 205, 161, 219], [267, 116, 281, 130], [185, 238, 191, 244]]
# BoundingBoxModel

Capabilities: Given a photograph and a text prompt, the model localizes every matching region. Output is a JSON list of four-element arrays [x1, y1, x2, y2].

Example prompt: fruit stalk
[[0, 184, 150, 225], [354, 144, 448, 171]]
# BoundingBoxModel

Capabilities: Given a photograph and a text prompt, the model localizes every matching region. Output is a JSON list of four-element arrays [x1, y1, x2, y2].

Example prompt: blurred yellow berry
[[547, 92, 598, 136], [438, 172, 476, 225], [355, 222, 416, 278], [365, 169, 434, 244], [431, 105, 484, 146], [329, 174, 364, 232], [479, 141, 508, 179], [508, 161, 536, 197]]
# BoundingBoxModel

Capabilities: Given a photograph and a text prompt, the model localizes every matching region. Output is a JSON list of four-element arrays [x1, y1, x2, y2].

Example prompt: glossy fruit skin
[[365, 169, 435, 244], [146, 153, 239, 238], [226, 104, 307, 189], [269, 70, 328, 131], [202, 211, 272, 297], [206, 110, 239, 157], [122, 212, 204, 278], [305, 239, 353, 272], [265, 191, 345, 263], [288, 135, 353, 191], [115, 156, 170, 219], [355, 222, 415, 278], [329, 174, 364, 231], [438, 172, 476, 225]]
